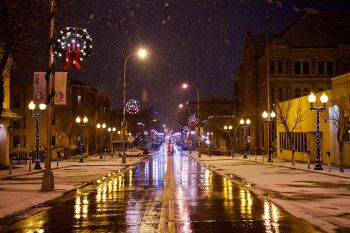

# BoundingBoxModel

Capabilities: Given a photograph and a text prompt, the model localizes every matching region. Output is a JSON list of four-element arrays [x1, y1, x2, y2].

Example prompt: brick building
[[233, 11, 350, 154]]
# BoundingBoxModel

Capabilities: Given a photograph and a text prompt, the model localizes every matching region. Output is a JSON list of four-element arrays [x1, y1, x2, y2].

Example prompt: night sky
[[14, 0, 350, 128]]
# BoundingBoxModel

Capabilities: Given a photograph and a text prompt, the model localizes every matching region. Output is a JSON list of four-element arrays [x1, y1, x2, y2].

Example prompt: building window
[[279, 132, 307, 152], [318, 61, 325, 74], [278, 88, 283, 101], [303, 61, 310, 75], [13, 136, 21, 148], [278, 61, 283, 74], [13, 120, 21, 129], [294, 88, 301, 98], [77, 95, 82, 105], [327, 61, 334, 74], [303, 88, 310, 96], [13, 95, 20, 109], [294, 61, 301, 75], [270, 61, 274, 74]]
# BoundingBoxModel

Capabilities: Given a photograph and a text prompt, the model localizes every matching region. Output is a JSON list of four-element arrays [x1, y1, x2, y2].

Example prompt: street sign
[[128, 135, 135, 143]]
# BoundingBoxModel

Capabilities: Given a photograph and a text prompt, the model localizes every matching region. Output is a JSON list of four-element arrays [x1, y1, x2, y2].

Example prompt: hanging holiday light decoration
[[188, 114, 198, 128], [54, 27, 92, 70], [125, 99, 140, 114]]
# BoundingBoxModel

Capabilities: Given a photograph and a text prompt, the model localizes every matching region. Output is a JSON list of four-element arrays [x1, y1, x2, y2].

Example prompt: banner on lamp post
[[33, 72, 46, 104], [54, 72, 68, 105]]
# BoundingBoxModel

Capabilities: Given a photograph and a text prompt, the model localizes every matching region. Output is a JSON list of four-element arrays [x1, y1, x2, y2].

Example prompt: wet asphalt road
[[1, 144, 323, 233]]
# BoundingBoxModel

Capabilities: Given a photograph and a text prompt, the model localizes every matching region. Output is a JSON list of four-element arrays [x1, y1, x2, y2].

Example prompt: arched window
[[294, 88, 301, 98], [303, 88, 310, 96], [278, 88, 283, 101]]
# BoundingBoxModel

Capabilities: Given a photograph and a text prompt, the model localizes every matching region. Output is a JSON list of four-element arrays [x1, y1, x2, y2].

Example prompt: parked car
[[134, 147, 149, 155], [125, 148, 144, 157]]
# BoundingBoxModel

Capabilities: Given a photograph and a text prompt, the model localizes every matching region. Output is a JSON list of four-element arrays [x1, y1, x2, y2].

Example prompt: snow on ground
[[0, 155, 146, 219], [190, 153, 350, 233]]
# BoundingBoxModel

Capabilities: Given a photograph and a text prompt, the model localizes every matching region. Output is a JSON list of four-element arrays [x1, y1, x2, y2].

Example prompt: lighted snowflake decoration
[[125, 99, 140, 114], [54, 27, 92, 70], [188, 114, 198, 127]]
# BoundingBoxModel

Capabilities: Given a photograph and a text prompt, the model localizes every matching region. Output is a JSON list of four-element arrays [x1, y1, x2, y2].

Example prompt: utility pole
[[41, 0, 56, 191]]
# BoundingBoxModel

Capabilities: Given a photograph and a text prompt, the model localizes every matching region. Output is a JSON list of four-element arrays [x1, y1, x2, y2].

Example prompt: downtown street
[[1, 144, 349, 232]]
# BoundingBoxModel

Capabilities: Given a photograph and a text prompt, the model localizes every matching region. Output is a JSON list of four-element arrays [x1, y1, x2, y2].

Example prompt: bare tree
[[275, 99, 309, 166], [55, 106, 78, 146], [0, 1, 45, 117], [329, 89, 350, 172]]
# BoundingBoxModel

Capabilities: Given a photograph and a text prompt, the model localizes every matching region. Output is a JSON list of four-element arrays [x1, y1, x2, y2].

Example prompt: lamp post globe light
[[240, 118, 251, 159], [182, 83, 201, 158], [224, 125, 234, 158], [262, 110, 275, 162], [122, 48, 148, 164], [308, 92, 328, 170], [96, 123, 106, 159], [76, 116, 88, 163], [28, 100, 46, 170], [108, 127, 116, 157]]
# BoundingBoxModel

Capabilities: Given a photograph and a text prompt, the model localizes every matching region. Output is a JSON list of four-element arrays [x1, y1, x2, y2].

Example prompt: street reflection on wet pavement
[[1, 144, 323, 233]]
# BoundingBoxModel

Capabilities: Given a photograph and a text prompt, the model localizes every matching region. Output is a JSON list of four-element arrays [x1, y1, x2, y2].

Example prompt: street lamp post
[[108, 127, 116, 157], [224, 125, 234, 158], [182, 83, 201, 158], [308, 92, 328, 170], [28, 100, 46, 170], [240, 118, 251, 159], [262, 110, 276, 162], [96, 123, 106, 159], [76, 116, 88, 163], [122, 48, 148, 164]]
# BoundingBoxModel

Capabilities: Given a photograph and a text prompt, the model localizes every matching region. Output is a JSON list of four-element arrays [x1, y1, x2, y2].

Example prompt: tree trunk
[[0, 74, 3, 118], [339, 142, 344, 172]]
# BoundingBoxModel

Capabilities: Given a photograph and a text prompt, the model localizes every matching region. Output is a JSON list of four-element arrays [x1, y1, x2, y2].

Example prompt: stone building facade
[[233, 11, 350, 154], [10, 79, 111, 159]]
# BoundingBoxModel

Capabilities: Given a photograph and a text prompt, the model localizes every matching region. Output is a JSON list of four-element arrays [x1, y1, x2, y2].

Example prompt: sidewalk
[[187, 152, 350, 233], [0, 154, 146, 219]]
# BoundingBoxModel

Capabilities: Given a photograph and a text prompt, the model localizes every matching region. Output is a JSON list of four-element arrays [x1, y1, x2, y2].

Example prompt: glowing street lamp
[[262, 110, 276, 162], [182, 82, 201, 158], [28, 100, 46, 170], [308, 92, 328, 170], [96, 122, 106, 159], [240, 118, 251, 159], [224, 125, 234, 157], [108, 126, 116, 157], [76, 116, 88, 163], [121, 47, 148, 163]]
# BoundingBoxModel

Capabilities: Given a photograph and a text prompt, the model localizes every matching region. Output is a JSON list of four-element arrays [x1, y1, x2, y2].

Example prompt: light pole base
[[314, 164, 323, 170], [41, 170, 55, 191], [99, 154, 103, 159], [79, 157, 84, 163], [243, 153, 247, 159], [34, 163, 42, 170]]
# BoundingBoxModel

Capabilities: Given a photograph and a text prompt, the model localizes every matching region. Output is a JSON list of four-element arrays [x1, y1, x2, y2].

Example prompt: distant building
[[233, 11, 350, 154], [10, 78, 111, 159]]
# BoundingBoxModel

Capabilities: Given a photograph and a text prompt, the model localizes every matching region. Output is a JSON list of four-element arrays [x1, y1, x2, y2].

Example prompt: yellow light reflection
[[263, 200, 280, 233], [239, 187, 252, 220]]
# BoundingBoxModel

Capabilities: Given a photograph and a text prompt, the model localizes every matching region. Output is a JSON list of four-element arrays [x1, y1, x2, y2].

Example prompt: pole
[[243, 126, 247, 159], [196, 87, 201, 158], [99, 130, 103, 159], [314, 108, 323, 170], [79, 126, 84, 162], [122, 54, 133, 163], [34, 116, 41, 169], [265, 16, 273, 163], [41, 0, 55, 191]]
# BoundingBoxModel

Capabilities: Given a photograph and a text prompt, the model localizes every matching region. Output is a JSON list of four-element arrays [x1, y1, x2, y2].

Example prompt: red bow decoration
[[64, 42, 81, 70]]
